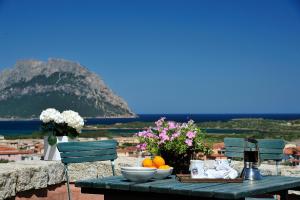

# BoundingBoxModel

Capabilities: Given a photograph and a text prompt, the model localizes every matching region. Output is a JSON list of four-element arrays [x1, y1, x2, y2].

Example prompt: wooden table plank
[[181, 176, 296, 199], [75, 176, 121, 188], [194, 176, 300, 199], [205, 177, 278, 199], [130, 177, 177, 192], [99, 176, 137, 190], [148, 179, 228, 198], [170, 182, 227, 196], [189, 176, 278, 198], [214, 176, 300, 199], [149, 181, 185, 193], [221, 176, 297, 194], [76, 175, 300, 199]]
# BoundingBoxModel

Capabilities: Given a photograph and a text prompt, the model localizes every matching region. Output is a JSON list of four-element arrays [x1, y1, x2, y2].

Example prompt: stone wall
[[0, 158, 299, 200], [0, 161, 65, 200], [0, 156, 137, 200]]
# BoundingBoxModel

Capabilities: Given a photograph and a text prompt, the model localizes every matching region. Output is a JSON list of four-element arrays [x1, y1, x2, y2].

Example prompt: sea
[[0, 114, 300, 137]]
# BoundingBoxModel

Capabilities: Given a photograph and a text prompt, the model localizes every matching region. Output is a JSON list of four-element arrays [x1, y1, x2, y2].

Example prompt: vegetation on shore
[[4, 118, 300, 142], [199, 118, 300, 142]]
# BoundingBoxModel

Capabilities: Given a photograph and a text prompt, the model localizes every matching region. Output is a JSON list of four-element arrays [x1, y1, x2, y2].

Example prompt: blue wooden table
[[75, 175, 300, 200]]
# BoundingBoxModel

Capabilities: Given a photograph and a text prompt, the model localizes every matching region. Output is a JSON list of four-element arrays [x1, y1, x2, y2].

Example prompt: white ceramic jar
[[189, 160, 205, 178]]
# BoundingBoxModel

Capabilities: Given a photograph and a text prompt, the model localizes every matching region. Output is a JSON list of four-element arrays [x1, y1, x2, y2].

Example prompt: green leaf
[[68, 132, 77, 139], [48, 135, 57, 146]]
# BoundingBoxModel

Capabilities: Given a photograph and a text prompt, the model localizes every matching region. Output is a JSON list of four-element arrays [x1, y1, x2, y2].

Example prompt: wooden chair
[[224, 138, 285, 200], [57, 140, 118, 200]]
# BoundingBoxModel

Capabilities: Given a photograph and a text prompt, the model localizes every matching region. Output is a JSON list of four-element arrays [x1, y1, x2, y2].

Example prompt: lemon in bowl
[[153, 165, 173, 180]]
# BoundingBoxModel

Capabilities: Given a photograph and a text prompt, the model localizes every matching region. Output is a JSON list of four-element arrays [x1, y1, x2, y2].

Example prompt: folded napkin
[[215, 162, 231, 171], [205, 168, 238, 179], [227, 168, 238, 179], [206, 169, 230, 179], [195, 159, 238, 179]]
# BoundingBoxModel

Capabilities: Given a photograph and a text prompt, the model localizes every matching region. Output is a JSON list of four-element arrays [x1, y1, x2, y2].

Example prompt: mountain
[[0, 58, 135, 118]]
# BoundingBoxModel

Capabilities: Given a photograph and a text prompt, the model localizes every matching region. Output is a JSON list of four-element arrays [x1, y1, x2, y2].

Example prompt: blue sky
[[0, 0, 300, 114]]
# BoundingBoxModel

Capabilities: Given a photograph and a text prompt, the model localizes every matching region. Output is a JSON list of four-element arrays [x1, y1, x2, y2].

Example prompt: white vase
[[43, 136, 69, 161]]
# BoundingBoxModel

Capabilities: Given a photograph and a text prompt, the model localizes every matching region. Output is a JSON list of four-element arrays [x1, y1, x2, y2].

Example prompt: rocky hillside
[[0, 58, 135, 118]]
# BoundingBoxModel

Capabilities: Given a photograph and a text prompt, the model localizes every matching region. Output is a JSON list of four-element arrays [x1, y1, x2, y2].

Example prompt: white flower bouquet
[[40, 108, 84, 145]]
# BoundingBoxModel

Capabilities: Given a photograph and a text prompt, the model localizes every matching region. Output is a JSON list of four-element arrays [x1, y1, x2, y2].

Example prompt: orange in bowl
[[142, 158, 153, 168], [153, 156, 165, 168]]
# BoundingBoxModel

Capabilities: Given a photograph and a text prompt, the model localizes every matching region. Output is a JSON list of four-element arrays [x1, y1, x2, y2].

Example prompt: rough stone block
[[46, 162, 65, 185], [0, 168, 17, 199]]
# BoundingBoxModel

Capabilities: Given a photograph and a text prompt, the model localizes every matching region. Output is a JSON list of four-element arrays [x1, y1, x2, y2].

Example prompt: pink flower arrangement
[[136, 143, 147, 151], [135, 117, 211, 155]]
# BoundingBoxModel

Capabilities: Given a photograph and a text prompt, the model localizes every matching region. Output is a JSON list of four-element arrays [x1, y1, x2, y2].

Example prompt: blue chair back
[[224, 138, 285, 161], [58, 140, 118, 164], [57, 139, 118, 200]]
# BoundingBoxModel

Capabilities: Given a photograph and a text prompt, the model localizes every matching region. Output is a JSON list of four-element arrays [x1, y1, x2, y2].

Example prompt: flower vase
[[43, 136, 69, 161], [160, 150, 194, 174]]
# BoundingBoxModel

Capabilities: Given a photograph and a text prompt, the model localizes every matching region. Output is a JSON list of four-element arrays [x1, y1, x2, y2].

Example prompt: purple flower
[[137, 130, 147, 137], [168, 121, 176, 129], [185, 139, 193, 147], [170, 132, 180, 141], [136, 143, 147, 151], [147, 132, 158, 138], [155, 121, 162, 127], [186, 131, 196, 139], [159, 130, 170, 143], [136, 130, 159, 139], [155, 117, 166, 127]]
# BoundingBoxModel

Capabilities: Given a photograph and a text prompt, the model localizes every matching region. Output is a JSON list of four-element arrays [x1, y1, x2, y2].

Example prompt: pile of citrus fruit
[[142, 156, 171, 169]]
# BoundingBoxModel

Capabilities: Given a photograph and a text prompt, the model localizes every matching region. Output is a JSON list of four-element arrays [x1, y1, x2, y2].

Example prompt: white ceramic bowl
[[121, 169, 157, 182], [153, 167, 173, 180], [121, 167, 155, 171]]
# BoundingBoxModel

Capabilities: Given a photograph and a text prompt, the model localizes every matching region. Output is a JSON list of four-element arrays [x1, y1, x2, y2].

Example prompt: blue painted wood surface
[[75, 175, 300, 199], [224, 138, 285, 161], [57, 140, 118, 164]]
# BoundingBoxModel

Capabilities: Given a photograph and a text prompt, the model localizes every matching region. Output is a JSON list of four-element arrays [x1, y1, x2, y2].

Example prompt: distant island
[[0, 58, 135, 118]]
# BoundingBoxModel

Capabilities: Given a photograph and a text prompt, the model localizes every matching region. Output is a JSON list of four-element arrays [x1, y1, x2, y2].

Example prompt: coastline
[[1, 113, 300, 122], [0, 115, 138, 121], [0, 118, 40, 121]]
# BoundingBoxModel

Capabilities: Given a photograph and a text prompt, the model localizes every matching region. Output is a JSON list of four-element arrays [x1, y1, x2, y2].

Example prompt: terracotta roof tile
[[0, 150, 33, 155], [213, 142, 224, 149], [0, 145, 17, 151]]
